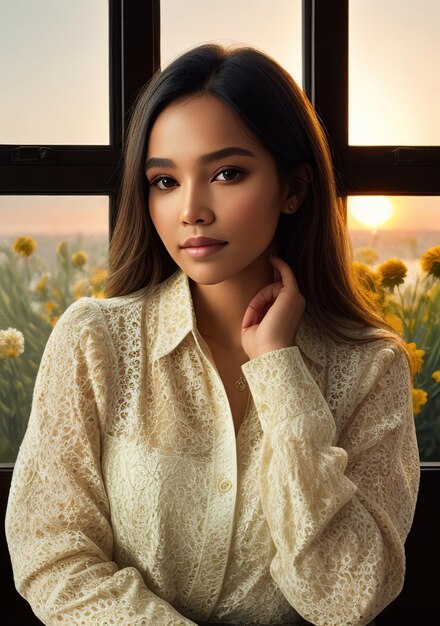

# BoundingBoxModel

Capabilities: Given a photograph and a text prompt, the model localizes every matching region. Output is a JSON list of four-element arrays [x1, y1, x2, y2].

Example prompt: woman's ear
[[282, 163, 313, 214]]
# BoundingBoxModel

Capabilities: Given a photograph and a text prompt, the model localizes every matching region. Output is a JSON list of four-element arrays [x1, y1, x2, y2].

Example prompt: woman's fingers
[[241, 255, 306, 359], [269, 254, 297, 292], [242, 282, 282, 329]]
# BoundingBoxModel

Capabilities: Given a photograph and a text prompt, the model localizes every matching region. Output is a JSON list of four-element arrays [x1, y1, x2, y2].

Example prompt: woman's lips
[[181, 237, 227, 258]]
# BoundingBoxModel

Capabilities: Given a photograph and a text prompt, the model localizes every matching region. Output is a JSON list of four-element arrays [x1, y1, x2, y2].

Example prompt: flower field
[[0, 235, 107, 463], [352, 244, 440, 460], [0, 234, 439, 462]]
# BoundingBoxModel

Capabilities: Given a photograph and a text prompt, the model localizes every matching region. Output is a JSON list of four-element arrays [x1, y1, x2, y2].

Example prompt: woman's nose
[[179, 186, 215, 225]]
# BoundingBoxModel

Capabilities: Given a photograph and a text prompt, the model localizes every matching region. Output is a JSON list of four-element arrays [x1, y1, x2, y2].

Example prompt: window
[[348, 195, 440, 461], [1, 3, 438, 621], [0, 0, 159, 464], [349, 0, 440, 146], [0, 195, 109, 463], [160, 0, 303, 83], [0, 0, 109, 145], [1, 0, 439, 466], [311, 0, 440, 194], [310, 0, 440, 462]]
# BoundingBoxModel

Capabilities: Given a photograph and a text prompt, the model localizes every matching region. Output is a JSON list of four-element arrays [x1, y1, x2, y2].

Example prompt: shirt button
[[218, 477, 232, 493]]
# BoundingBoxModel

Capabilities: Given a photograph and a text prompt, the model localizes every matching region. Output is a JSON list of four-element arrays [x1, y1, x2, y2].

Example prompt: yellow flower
[[0, 327, 25, 359], [354, 247, 379, 266], [71, 250, 88, 268], [90, 268, 108, 292], [420, 245, 440, 278], [432, 370, 440, 383], [52, 288, 62, 301], [73, 279, 91, 300], [377, 258, 408, 289], [352, 262, 380, 294], [412, 388, 428, 415], [36, 274, 49, 293], [56, 241, 69, 259], [12, 236, 37, 257], [92, 291, 106, 299], [385, 313, 403, 336], [45, 300, 58, 315], [406, 342, 425, 377]]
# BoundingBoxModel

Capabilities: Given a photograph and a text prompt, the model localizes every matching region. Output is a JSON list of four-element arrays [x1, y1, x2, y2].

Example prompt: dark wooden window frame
[[0, 0, 438, 622], [0, 0, 160, 198], [305, 0, 440, 194]]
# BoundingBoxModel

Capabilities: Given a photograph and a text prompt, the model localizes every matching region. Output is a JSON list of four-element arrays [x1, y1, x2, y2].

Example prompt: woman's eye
[[151, 176, 177, 190], [213, 168, 244, 182]]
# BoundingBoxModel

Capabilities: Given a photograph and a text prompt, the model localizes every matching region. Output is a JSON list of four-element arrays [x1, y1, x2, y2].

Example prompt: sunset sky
[[0, 0, 438, 235]]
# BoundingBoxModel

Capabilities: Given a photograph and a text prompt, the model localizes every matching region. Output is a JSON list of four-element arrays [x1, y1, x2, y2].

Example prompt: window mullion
[[312, 0, 348, 174], [0, 164, 120, 194]]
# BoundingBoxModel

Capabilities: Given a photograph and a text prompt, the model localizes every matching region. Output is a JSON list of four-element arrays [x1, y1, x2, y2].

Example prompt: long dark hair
[[107, 44, 405, 350]]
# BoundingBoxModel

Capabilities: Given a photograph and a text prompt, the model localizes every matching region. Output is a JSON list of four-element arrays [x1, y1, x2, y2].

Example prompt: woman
[[6, 45, 419, 626]]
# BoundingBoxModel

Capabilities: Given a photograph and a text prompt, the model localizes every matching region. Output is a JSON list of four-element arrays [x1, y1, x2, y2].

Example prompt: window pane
[[348, 195, 440, 461], [349, 0, 440, 145], [0, 196, 109, 464], [160, 0, 302, 85], [0, 0, 109, 145]]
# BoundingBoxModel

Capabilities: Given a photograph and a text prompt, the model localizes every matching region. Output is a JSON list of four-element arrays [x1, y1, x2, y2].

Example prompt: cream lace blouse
[[6, 270, 420, 626]]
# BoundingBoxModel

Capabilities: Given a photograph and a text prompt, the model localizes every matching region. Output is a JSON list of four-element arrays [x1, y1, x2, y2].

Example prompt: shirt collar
[[149, 270, 197, 361], [149, 269, 326, 365]]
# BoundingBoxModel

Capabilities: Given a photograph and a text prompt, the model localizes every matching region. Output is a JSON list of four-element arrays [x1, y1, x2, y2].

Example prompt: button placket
[[184, 345, 238, 618]]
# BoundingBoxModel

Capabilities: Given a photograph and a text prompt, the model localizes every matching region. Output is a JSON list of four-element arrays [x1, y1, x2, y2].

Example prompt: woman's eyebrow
[[145, 146, 256, 172], [145, 157, 175, 171], [197, 146, 256, 165]]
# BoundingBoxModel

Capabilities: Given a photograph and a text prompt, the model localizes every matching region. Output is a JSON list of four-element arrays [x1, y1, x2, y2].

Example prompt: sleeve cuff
[[242, 346, 328, 432]]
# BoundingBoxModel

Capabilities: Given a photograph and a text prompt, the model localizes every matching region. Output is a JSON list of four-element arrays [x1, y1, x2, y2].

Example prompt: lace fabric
[[5, 270, 419, 626]]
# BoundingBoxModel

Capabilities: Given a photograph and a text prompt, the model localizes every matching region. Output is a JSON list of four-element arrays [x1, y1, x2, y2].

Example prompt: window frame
[[0, 0, 161, 472], [0, 2, 438, 621], [307, 0, 440, 465], [307, 0, 440, 194], [0, 0, 160, 198], [0, 0, 436, 466]]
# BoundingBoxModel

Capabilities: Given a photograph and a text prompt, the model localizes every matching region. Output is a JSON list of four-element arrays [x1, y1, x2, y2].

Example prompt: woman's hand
[[241, 255, 306, 360]]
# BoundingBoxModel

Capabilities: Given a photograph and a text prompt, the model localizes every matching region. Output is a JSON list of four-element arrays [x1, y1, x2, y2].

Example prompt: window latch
[[393, 147, 436, 165], [11, 146, 56, 164]]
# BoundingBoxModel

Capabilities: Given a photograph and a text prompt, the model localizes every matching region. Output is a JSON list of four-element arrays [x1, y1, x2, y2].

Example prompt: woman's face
[[146, 93, 290, 286]]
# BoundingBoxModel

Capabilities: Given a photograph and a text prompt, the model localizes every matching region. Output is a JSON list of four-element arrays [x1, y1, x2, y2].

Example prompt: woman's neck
[[190, 257, 273, 351]]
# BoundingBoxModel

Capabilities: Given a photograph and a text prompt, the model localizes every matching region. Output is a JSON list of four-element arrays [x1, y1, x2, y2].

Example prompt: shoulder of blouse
[[297, 312, 403, 369], [54, 286, 156, 333], [46, 274, 193, 371], [41, 295, 143, 363]]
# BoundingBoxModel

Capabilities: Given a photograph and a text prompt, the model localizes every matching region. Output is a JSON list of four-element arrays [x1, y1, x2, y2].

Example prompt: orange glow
[[348, 196, 440, 232], [348, 196, 393, 229], [0, 196, 109, 235]]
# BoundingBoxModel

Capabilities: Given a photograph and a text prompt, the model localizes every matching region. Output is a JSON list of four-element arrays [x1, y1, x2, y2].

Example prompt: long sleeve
[[5, 300, 196, 626], [242, 343, 420, 626]]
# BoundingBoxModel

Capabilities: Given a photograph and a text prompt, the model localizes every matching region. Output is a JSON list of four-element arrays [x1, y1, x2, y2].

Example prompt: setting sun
[[348, 196, 394, 229]]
